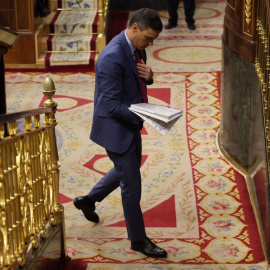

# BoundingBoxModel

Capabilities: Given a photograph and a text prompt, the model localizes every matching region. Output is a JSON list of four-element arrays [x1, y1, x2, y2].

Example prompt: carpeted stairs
[[45, 0, 98, 71]]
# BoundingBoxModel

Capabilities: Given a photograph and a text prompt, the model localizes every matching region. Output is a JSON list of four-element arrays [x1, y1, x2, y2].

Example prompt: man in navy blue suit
[[73, 8, 167, 258]]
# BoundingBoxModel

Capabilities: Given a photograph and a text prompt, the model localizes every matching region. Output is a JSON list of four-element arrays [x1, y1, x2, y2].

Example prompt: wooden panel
[[223, 0, 257, 63], [4, 44, 16, 63], [11, 0, 34, 32], [5, 34, 36, 64], [0, 0, 13, 27], [49, 0, 58, 11], [3, 0, 36, 64], [223, 25, 256, 63]]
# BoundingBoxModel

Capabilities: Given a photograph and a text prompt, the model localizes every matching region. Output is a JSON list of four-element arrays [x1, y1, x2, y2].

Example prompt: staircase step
[[58, 0, 98, 9], [34, 11, 57, 67], [33, 1, 99, 70]]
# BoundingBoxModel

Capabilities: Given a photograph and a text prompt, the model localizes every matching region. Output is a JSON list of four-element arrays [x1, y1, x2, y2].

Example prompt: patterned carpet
[[5, 1, 268, 269]]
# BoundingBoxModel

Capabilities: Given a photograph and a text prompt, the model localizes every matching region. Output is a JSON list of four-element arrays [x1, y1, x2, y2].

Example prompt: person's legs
[[106, 129, 146, 242], [87, 168, 121, 201], [166, 0, 180, 28], [183, 0, 195, 28], [75, 129, 143, 228], [74, 165, 121, 222], [76, 129, 167, 257]]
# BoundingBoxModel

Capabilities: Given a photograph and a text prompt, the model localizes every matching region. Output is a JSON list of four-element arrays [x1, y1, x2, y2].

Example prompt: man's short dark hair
[[128, 8, 163, 32]]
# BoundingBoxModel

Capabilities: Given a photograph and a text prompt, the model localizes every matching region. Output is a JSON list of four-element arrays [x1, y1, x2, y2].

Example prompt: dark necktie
[[134, 49, 148, 103]]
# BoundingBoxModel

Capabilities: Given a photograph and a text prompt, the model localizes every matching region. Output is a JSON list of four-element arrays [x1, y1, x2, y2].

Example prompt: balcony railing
[[0, 77, 65, 269]]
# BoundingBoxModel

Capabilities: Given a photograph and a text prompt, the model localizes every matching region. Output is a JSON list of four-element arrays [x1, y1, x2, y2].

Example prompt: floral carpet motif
[[4, 0, 268, 269]]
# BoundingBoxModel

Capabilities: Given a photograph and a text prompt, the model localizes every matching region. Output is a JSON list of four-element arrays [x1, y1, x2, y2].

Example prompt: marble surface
[[220, 40, 265, 169], [220, 40, 270, 256]]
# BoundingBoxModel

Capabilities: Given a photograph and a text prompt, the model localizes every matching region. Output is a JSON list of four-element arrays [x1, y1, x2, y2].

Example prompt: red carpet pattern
[[4, 71, 266, 269], [4, 0, 268, 269]]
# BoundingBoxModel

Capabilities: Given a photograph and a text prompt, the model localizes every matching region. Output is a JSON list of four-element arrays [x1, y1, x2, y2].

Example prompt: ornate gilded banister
[[96, 0, 109, 56], [0, 77, 66, 268]]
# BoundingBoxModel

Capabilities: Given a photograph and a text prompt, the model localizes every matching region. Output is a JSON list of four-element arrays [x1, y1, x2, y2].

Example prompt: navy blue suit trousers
[[88, 127, 146, 242]]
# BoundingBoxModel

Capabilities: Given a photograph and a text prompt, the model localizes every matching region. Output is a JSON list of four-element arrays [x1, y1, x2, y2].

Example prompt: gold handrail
[[0, 77, 66, 268], [0, 108, 51, 124], [96, 0, 109, 57]]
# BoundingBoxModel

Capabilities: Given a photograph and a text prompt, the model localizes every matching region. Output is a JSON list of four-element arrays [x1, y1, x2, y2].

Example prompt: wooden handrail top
[[0, 107, 53, 124]]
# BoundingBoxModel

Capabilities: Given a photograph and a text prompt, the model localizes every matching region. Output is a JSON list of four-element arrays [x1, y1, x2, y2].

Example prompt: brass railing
[[0, 77, 65, 268], [255, 0, 270, 170], [96, 0, 109, 55]]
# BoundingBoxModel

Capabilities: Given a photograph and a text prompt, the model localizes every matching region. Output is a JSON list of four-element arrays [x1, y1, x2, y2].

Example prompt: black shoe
[[165, 23, 177, 29], [188, 24, 196, 30], [73, 196, 99, 223], [131, 237, 167, 258]]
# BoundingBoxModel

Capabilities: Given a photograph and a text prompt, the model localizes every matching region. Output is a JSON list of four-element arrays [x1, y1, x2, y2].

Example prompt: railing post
[[96, 0, 108, 56], [42, 77, 66, 257]]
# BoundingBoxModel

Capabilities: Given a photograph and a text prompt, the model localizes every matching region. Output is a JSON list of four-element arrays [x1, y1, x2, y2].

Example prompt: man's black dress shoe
[[165, 23, 177, 29], [131, 237, 167, 258], [188, 24, 196, 30], [73, 196, 99, 223]]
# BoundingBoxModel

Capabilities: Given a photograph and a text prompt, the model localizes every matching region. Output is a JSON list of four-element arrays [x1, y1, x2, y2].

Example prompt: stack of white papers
[[129, 103, 183, 135]]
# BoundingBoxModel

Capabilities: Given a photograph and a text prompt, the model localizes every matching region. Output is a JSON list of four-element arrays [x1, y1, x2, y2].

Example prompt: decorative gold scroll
[[243, 0, 255, 36], [245, 0, 252, 25]]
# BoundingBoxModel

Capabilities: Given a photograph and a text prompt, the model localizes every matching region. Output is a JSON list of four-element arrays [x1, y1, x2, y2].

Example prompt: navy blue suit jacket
[[90, 30, 153, 153]]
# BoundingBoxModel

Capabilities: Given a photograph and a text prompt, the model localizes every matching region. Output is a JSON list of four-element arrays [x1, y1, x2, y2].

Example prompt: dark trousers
[[36, 0, 50, 17], [88, 128, 146, 242], [167, 0, 195, 25]]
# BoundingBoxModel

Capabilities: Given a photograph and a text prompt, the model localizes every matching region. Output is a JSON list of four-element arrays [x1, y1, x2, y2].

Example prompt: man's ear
[[132, 23, 140, 33]]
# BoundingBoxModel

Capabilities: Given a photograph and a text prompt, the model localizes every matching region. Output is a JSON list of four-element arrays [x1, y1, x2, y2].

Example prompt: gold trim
[[243, 0, 253, 36], [216, 129, 268, 261], [226, 0, 236, 10], [245, 0, 252, 25]]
